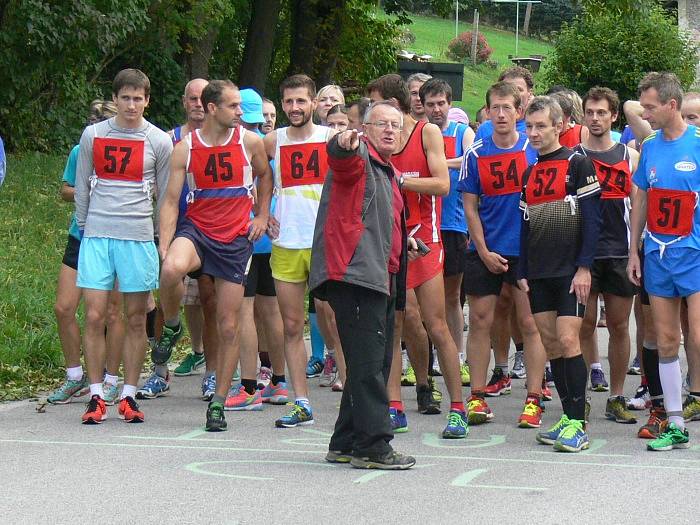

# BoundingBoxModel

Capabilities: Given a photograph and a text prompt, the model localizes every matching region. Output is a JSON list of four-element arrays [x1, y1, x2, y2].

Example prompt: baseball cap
[[240, 88, 265, 124]]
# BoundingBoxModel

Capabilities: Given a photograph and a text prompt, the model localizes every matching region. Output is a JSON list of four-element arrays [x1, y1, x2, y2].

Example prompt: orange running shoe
[[467, 395, 494, 425], [118, 396, 144, 423], [542, 380, 553, 401], [81, 395, 107, 424], [484, 368, 511, 397], [638, 408, 666, 439], [518, 397, 543, 428]]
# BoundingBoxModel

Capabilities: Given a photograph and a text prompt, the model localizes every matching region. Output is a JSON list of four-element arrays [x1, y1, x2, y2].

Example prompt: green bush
[[447, 31, 493, 64], [543, 3, 698, 101]]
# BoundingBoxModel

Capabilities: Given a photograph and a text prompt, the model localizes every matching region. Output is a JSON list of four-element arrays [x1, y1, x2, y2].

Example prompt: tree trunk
[[239, 0, 281, 91], [288, 0, 318, 77], [523, 1, 533, 37]]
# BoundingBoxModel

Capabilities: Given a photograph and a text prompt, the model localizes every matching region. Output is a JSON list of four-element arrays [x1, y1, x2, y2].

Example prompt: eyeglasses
[[366, 120, 402, 131]]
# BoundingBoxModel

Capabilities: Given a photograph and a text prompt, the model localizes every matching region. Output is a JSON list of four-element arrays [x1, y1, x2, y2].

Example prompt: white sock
[[590, 362, 602, 370], [295, 397, 310, 410], [89, 383, 104, 398], [121, 384, 137, 399], [104, 373, 119, 386], [659, 356, 685, 429], [67, 366, 83, 381]]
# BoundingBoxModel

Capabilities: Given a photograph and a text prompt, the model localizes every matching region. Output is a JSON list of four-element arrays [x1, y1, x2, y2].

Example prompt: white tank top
[[273, 124, 332, 248]]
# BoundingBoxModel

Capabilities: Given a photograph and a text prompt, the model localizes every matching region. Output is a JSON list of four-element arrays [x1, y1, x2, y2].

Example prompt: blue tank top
[[441, 121, 469, 233]]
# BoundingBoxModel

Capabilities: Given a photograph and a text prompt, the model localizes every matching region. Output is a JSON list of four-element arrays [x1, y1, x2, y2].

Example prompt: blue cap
[[240, 88, 265, 124]]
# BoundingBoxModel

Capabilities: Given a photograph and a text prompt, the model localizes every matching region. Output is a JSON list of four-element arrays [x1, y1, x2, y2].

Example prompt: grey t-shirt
[[75, 117, 172, 241]]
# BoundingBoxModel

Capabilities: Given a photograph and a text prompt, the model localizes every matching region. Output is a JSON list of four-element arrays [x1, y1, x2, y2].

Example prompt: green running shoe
[[605, 395, 637, 424], [460, 363, 471, 386], [174, 352, 205, 376], [151, 322, 183, 365], [205, 401, 227, 432], [647, 422, 690, 451], [536, 414, 570, 445], [102, 381, 119, 406], [683, 395, 700, 422], [401, 366, 416, 386], [553, 419, 589, 452], [47, 376, 89, 404], [442, 410, 469, 439]]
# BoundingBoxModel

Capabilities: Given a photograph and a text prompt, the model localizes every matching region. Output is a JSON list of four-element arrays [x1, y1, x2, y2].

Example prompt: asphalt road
[[1, 325, 698, 524]]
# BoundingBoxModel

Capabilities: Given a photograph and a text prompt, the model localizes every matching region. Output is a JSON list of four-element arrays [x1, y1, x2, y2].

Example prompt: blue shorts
[[644, 247, 700, 298], [77, 237, 159, 292], [176, 217, 252, 285]]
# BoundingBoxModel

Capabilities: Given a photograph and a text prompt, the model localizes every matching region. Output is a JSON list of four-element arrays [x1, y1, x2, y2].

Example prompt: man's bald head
[[183, 78, 208, 126]]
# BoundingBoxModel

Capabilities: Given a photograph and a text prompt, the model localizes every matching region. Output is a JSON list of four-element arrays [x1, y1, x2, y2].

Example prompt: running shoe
[[442, 410, 469, 439], [261, 381, 289, 404], [554, 419, 589, 452], [390, 407, 408, 433], [205, 401, 227, 432], [151, 322, 183, 365], [590, 368, 609, 392], [430, 348, 442, 376], [256, 366, 272, 389], [684, 372, 690, 394], [485, 367, 511, 397], [428, 377, 443, 402], [325, 450, 352, 463], [511, 351, 526, 379], [518, 397, 543, 428], [460, 363, 471, 386], [467, 395, 493, 425], [232, 367, 240, 384], [350, 450, 416, 470], [541, 382, 553, 401], [627, 384, 650, 410], [544, 365, 555, 387], [136, 372, 170, 399], [536, 414, 569, 445], [174, 352, 205, 376], [331, 375, 343, 392], [319, 354, 336, 387], [683, 395, 700, 422], [627, 356, 641, 375], [605, 395, 637, 424], [402, 366, 416, 386], [417, 384, 441, 414], [638, 408, 666, 439], [48, 376, 89, 405], [102, 381, 119, 406], [647, 422, 690, 451], [118, 396, 144, 423], [224, 385, 263, 411], [275, 402, 314, 428], [81, 395, 107, 424], [306, 356, 324, 378], [201, 374, 216, 401]]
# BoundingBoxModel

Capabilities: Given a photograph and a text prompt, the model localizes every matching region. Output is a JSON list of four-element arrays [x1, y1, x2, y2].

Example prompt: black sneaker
[[151, 322, 183, 365], [205, 401, 227, 432], [417, 384, 441, 414], [325, 450, 353, 463], [350, 450, 416, 470]]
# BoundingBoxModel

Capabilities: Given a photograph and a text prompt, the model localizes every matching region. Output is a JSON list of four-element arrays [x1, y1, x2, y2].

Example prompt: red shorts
[[407, 241, 444, 290]]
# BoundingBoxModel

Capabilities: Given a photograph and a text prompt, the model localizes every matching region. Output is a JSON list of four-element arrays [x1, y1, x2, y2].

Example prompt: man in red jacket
[[310, 101, 415, 470]]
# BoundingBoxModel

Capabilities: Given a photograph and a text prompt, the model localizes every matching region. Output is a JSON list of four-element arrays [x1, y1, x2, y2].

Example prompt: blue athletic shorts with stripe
[[77, 237, 159, 292], [644, 246, 700, 298]]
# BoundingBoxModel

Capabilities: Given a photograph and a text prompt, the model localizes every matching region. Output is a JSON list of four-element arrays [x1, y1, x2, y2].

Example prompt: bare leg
[[54, 264, 83, 369]]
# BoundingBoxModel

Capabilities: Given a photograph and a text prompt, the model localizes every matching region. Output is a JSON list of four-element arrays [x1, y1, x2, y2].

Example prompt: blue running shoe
[[590, 368, 609, 392], [275, 401, 314, 428], [553, 419, 589, 452], [536, 414, 569, 445], [201, 373, 216, 401], [306, 356, 324, 378], [136, 372, 170, 399], [390, 407, 408, 433], [442, 410, 469, 439]]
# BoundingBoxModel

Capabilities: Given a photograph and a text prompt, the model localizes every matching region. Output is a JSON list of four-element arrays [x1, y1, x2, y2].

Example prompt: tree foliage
[[447, 31, 493, 64], [543, 2, 698, 102]]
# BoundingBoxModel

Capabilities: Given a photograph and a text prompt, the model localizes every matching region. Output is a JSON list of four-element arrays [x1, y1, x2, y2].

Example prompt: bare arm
[[158, 140, 187, 259], [464, 192, 507, 274], [60, 183, 75, 202], [246, 133, 272, 241], [401, 123, 449, 196], [623, 100, 653, 145], [627, 184, 647, 286]]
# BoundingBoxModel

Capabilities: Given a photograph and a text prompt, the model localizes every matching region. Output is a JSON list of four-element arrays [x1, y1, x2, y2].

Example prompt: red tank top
[[185, 127, 253, 242], [559, 124, 583, 149], [392, 121, 441, 243]]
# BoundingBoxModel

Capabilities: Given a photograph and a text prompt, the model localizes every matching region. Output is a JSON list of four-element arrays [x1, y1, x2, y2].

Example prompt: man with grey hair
[[407, 72, 432, 122], [518, 95, 602, 452], [628, 72, 700, 452], [310, 100, 416, 469]]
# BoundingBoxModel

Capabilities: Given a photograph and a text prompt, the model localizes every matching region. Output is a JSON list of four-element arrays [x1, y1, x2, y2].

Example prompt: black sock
[[642, 346, 664, 408], [565, 354, 588, 421], [515, 342, 524, 353], [242, 379, 257, 395], [272, 374, 286, 386], [259, 352, 271, 369], [146, 307, 157, 339], [550, 357, 570, 415], [428, 339, 434, 370]]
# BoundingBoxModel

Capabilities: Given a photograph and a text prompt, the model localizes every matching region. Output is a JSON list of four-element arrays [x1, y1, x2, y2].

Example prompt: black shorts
[[62, 235, 81, 270], [463, 251, 518, 297], [529, 275, 585, 317], [590, 258, 638, 297], [639, 247, 650, 306], [176, 217, 252, 285], [244, 253, 276, 297], [442, 230, 469, 277]]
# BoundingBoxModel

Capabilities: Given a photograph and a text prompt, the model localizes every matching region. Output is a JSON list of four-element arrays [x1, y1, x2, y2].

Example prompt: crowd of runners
[[47, 63, 700, 469]]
